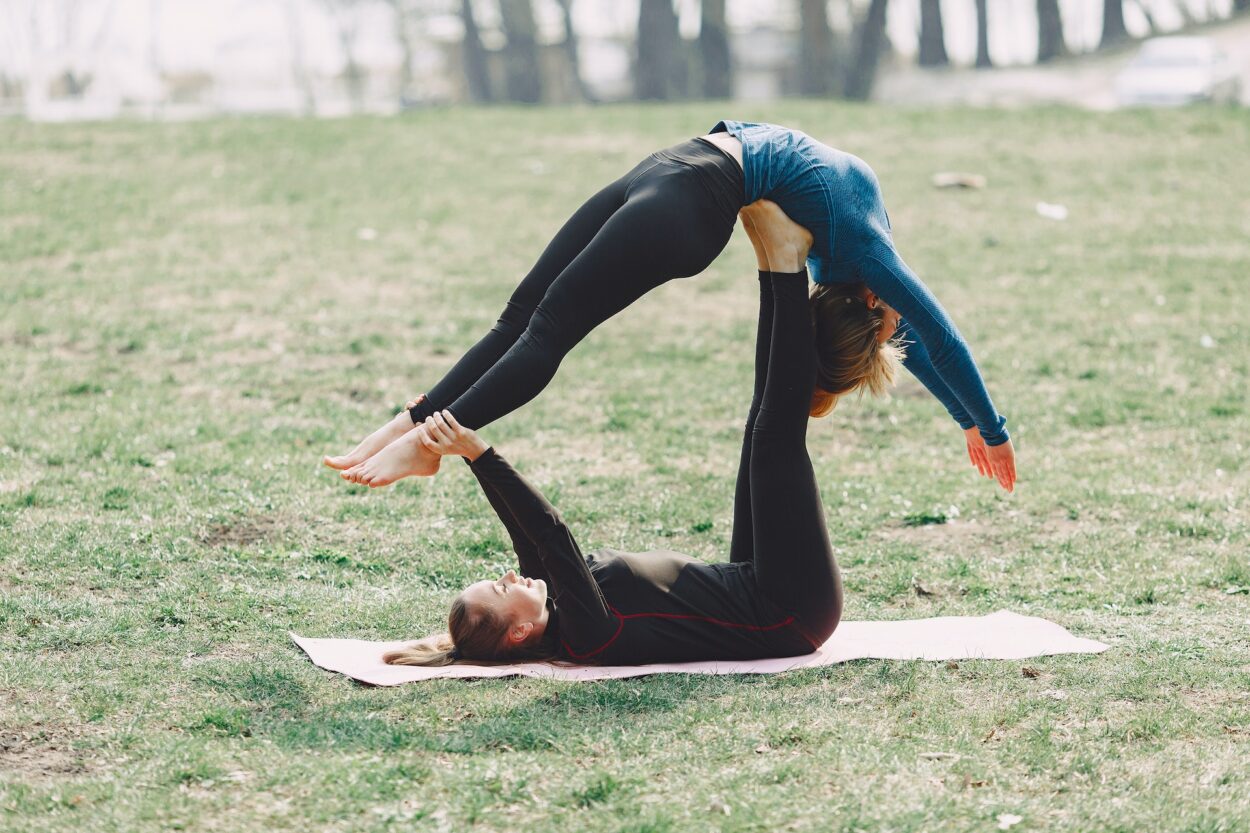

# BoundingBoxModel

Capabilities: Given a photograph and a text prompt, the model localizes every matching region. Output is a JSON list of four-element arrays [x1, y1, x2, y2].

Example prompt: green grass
[[1, 102, 1248, 832]]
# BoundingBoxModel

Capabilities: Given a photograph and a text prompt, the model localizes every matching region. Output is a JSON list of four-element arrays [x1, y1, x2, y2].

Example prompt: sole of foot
[[344, 428, 441, 488], [323, 410, 416, 471]]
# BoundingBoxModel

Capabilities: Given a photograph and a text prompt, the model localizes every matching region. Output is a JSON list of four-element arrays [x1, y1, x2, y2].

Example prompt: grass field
[[2, 102, 1248, 832]]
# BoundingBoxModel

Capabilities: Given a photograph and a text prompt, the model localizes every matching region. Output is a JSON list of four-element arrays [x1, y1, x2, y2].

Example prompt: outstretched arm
[[420, 412, 616, 637], [858, 244, 1016, 491], [856, 243, 1008, 445]]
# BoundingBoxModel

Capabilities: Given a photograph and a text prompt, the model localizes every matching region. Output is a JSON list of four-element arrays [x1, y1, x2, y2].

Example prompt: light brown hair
[[382, 593, 560, 667], [809, 282, 905, 417]]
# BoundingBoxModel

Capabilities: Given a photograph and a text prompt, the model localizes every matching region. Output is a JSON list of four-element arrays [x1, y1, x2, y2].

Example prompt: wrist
[[464, 439, 489, 462]]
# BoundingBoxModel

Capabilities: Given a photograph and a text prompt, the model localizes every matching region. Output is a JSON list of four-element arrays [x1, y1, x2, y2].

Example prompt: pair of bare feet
[[322, 396, 441, 488]]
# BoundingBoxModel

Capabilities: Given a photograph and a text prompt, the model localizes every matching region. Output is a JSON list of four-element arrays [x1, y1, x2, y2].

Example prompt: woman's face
[[461, 570, 549, 642], [858, 287, 901, 343]]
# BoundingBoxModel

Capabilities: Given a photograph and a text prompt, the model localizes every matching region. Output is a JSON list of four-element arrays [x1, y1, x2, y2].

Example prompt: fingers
[[441, 409, 464, 434], [423, 415, 452, 447], [418, 424, 441, 452], [1001, 457, 1017, 492], [404, 393, 426, 411], [967, 441, 991, 478], [993, 460, 1014, 493], [431, 410, 453, 441], [986, 442, 1017, 493]]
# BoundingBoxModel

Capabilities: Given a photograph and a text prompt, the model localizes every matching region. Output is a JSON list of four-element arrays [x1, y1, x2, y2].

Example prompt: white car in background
[[1114, 36, 1243, 107]]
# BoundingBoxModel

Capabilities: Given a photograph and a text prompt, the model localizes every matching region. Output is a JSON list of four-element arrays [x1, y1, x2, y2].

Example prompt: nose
[[504, 570, 518, 583]]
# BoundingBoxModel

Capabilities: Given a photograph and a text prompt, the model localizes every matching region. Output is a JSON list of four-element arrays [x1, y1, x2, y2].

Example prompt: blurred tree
[[382, 0, 416, 102], [554, 0, 595, 102], [1099, 0, 1128, 48], [699, 0, 732, 98], [1237, 0, 1249, 13], [1128, 0, 1158, 35], [1035, 0, 1066, 62], [29, 0, 119, 97], [798, 0, 836, 95], [321, 0, 367, 112], [282, 0, 316, 114], [918, 0, 948, 67], [636, 0, 687, 100], [499, 0, 542, 103], [844, 0, 888, 100], [974, 0, 991, 68], [460, 0, 493, 102]]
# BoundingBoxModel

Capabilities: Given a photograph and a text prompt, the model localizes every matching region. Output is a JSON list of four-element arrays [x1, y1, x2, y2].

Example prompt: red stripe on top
[[562, 604, 809, 662]]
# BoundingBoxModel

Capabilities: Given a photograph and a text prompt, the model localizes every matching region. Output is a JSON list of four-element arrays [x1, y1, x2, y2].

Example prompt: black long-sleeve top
[[466, 449, 819, 665]]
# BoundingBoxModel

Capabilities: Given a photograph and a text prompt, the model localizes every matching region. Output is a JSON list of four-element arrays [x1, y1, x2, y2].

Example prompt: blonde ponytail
[[383, 633, 458, 667], [381, 593, 563, 667]]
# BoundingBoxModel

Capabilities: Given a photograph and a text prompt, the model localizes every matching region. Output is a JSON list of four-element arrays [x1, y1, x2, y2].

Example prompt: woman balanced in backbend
[[325, 121, 1016, 493], [386, 268, 838, 666]]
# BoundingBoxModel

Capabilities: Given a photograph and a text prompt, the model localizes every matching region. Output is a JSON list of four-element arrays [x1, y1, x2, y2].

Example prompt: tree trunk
[[334, 20, 365, 112], [798, 0, 836, 95], [554, 0, 595, 102], [283, 0, 315, 114], [460, 0, 492, 102], [636, 0, 685, 100], [1129, 0, 1157, 35], [918, 0, 948, 67], [844, 0, 889, 100], [974, 0, 991, 68], [499, 0, 542, 103], [1099, 0, 1128, 49], [1035, 0, 1065, 63], [386, 0, 416, 103], [699, 0, 732, 98]]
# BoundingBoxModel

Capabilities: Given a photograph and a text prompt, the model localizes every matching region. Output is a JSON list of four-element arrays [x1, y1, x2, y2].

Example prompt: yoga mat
[[291, 610, 1109, 685]]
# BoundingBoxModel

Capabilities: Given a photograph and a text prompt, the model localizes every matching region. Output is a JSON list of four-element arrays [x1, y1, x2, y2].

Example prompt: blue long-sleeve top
[[711, 120, 1009, 445]]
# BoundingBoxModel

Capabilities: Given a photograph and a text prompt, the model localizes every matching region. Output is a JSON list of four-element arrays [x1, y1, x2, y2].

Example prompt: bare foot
[[345, 425, 441, 488], [323, 403, 421, 471]]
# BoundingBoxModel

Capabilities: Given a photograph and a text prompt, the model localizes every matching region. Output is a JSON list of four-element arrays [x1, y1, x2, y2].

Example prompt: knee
[[751, 411, 807, 443], [522, 303, 580, 353], [492, 301, 532, 338]]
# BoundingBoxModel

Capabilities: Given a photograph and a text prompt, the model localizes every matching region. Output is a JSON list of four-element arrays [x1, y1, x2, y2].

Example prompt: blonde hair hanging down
[[808, 282, 905, 417], [382, 632, 459, 667], [383, 594, 563, 667]]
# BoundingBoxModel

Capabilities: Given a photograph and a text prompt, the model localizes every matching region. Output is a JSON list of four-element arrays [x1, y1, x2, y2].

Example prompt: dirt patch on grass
[[200, 513, 290, 548], [879, 518, 1000, 547], [0, 722, 98, 779]]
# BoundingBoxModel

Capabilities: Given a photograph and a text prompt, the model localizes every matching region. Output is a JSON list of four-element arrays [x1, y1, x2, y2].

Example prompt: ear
[[510, 621, 534, 644], [864, 291, 880, 310]]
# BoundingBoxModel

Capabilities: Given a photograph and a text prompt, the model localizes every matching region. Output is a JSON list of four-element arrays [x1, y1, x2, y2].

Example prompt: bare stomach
[[699, 133, 743, 171]]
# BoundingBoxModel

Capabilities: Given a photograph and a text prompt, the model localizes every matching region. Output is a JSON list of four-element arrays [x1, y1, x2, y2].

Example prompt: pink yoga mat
[[291, 610, 1109, 685]]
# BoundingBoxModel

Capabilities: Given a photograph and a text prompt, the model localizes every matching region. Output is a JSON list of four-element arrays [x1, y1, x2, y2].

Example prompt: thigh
[[503, 159, 656, 313], [531, 168, 736, 339]]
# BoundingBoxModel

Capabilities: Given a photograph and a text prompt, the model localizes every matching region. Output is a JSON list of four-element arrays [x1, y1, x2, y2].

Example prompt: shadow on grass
[[196, 673, 719, 755]]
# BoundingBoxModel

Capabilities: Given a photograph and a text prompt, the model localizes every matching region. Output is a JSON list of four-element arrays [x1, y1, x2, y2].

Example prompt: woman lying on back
[[386, 237, 839, 666]]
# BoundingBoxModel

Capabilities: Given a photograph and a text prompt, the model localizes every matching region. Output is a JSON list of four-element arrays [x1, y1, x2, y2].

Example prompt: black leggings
[[470, 272, 842, 652], [410, 138, 744, 429], [731, 272, 842, 643]]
